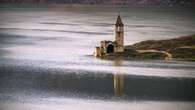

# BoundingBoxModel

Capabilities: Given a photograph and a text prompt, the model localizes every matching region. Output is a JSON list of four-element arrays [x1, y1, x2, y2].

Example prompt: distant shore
[[1, 3, 195, 9]]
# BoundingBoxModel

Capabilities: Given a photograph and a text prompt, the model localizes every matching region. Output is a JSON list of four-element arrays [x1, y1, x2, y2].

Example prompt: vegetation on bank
[[125, 34, 195, 61], [102, 49, 168, 60]]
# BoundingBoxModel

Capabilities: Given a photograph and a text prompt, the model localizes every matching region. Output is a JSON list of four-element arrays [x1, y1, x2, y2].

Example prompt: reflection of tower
[[115, 15, 124, 53], [113, 59, 124, 96], [114, 74, 124, 96]]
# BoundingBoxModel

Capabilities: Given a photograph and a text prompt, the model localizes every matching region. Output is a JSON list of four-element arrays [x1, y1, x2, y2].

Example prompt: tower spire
[[115, 15, 124, 26]]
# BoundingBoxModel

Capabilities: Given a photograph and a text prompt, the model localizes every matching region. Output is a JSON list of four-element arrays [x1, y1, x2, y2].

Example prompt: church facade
[[93, 15, 124, 57]]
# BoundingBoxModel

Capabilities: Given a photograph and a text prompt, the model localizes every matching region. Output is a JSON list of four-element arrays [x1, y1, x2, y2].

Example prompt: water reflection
[[114, 74, 124, 96], [113, 59, 124, 97]]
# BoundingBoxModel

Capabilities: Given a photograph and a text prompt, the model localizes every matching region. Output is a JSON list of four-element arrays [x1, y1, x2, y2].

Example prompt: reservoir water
[[0, 5, 195, 110]]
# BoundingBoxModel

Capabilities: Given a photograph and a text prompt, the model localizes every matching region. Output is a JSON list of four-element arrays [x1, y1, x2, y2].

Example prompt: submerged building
[[94, 15, 124, 57]]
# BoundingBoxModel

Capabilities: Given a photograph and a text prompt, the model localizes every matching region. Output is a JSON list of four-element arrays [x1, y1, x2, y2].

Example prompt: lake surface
[[0, 5, 195, 110]]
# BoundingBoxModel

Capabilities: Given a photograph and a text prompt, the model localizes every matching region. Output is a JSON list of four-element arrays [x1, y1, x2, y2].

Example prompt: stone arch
[[106, 44, 114, 53]]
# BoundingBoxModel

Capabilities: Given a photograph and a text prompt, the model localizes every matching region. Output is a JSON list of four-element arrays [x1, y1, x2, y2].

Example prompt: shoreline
[[94, 34, 195, 62]]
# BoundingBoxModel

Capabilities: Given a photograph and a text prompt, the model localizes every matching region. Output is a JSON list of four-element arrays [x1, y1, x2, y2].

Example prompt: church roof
[[115, 15, 124, 26]]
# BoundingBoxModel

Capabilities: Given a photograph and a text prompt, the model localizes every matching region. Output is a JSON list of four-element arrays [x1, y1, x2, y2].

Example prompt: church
[[93, 15, 124, 57]]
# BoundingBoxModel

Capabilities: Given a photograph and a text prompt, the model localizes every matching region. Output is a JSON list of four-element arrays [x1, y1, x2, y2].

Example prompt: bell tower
[[115, 15, 124, 53]]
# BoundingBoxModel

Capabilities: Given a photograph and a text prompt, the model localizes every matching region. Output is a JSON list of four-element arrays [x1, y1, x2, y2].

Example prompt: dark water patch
[[126, 24, 162, 28], [0, 33, 34, 47], [0, 64, 195, 101], [0, 28, 112, 35], [39, 22, 80, 26], [0, 32, 78, 48], [86, 22, 113, 27], [124, 75, 195, 101], [0, 49, 10, 57], [37, 37, 74, 42]]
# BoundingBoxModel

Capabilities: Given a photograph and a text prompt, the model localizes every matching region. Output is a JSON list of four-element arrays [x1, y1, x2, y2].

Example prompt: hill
[[126, 35, 195, 61], [1, 0, 195, 7]]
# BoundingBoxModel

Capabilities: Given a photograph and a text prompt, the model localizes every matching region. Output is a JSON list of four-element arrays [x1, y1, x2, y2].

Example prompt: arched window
[[106, 44, 114, 53]]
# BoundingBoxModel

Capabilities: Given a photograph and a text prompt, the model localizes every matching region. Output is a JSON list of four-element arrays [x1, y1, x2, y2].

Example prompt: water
[[0, 6, 195, 110]]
